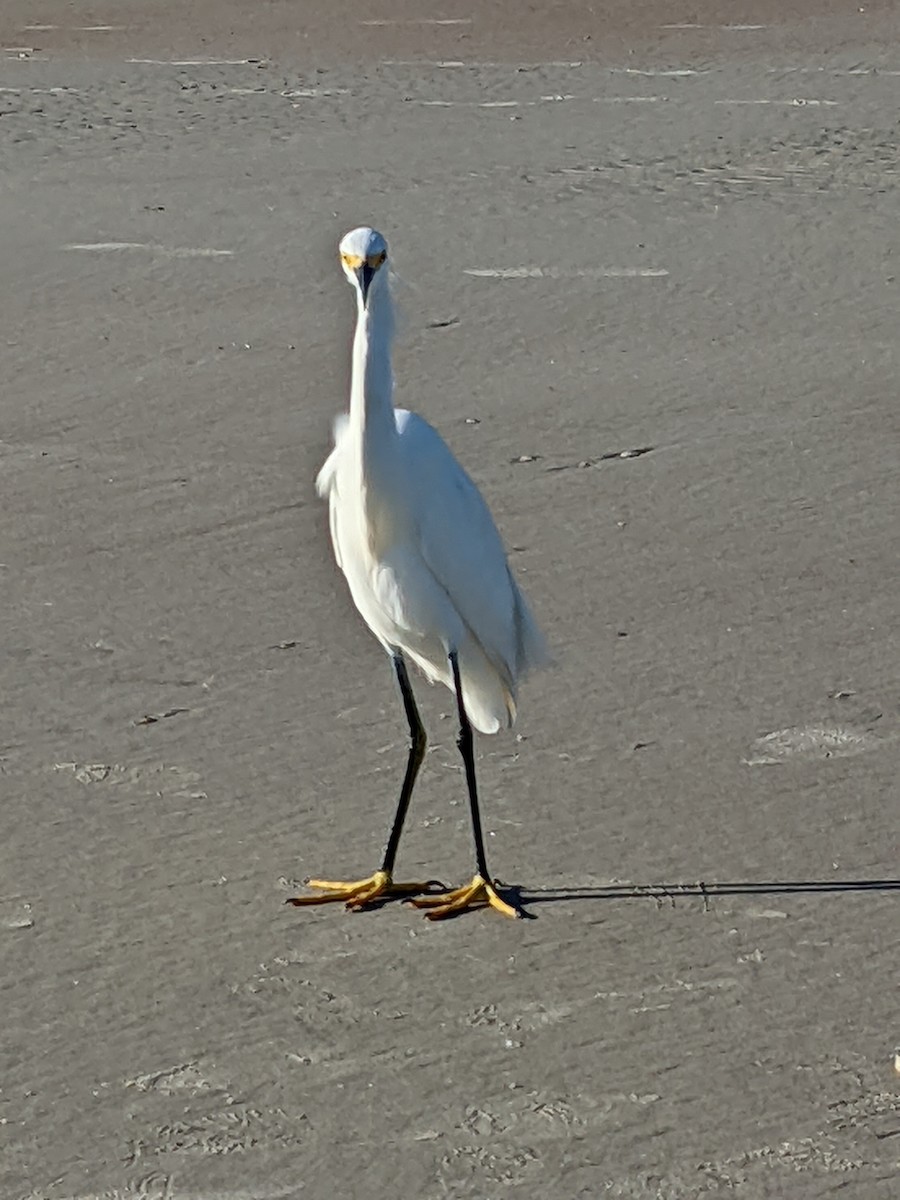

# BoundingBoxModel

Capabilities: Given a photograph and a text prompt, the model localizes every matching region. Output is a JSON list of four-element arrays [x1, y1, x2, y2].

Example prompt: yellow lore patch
[[341, 251, 386, 270]]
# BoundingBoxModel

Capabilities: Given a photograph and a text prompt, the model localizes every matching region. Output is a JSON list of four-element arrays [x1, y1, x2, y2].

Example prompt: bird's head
[[339, 226, 388, 307]]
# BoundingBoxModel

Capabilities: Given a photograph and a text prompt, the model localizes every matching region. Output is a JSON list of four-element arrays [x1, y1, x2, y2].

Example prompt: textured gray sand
[[2, 3, 899, 1198]]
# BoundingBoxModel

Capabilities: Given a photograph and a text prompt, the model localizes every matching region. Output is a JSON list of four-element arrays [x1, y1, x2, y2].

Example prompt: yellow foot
[[286, 869, 434, 912], [408, 874, 521, 921]]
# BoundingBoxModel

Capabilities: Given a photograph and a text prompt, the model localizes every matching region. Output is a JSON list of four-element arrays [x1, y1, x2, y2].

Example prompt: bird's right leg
[[287, 653, 437, 911]]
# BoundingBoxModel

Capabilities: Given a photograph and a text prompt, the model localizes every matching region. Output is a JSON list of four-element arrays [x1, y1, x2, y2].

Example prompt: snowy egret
[[288, 227, 548, 919]]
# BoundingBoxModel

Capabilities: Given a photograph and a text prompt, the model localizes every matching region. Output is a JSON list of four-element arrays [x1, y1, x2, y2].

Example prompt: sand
[[2, 3, 899, 1198]]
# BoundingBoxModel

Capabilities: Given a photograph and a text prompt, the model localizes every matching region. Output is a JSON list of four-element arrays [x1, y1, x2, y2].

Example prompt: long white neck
[[349, 278, 397, 459]]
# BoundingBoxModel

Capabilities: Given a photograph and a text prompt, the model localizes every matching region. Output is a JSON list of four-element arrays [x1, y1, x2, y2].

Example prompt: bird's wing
[[316, 414, 350, 569], [315, 414, 349, 498], [395, 409, 538, 683]]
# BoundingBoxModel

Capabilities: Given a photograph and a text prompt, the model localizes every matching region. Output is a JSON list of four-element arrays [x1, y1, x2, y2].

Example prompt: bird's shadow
[[501, 876, 900, 917]]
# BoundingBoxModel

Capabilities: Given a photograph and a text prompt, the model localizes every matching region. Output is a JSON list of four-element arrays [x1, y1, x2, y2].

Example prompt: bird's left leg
[[409, 651, 522, 920], [288, 653, 438, 911]]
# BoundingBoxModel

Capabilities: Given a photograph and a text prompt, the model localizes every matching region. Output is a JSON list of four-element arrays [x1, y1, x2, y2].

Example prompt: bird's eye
[[367, 251, 387, 269]]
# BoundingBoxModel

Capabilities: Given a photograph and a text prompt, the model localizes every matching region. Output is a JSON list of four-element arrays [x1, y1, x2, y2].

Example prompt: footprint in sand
[[743, 723, 893, 765]]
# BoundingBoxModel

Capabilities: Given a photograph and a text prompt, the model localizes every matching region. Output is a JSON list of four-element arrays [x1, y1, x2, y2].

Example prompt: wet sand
[[2, 3, 899, 1198]]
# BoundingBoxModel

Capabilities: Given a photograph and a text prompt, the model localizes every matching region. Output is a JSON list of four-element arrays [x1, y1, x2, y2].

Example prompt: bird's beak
[[357, 263, 376, 305]]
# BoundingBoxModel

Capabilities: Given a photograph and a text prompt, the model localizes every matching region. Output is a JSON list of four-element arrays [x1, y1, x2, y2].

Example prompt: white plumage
[[317, 227, 547, 731]]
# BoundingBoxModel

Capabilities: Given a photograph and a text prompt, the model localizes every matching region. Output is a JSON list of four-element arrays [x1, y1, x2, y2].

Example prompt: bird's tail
[[459, 577, 550, 734], [510, 572, 552, 679], [458, 639, 516, 735]]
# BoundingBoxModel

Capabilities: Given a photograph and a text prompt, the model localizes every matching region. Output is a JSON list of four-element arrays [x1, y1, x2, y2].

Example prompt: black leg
[[449, 650, 491, 881], [405, 653, 520, 917], [380, 653, 427, 875]]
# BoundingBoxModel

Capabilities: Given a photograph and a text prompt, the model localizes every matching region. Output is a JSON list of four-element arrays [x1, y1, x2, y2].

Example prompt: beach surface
[[2, 2, 899, 1197]]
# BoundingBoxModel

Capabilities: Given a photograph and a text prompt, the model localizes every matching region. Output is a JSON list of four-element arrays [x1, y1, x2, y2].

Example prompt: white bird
[[289, 227, 548, 919]]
